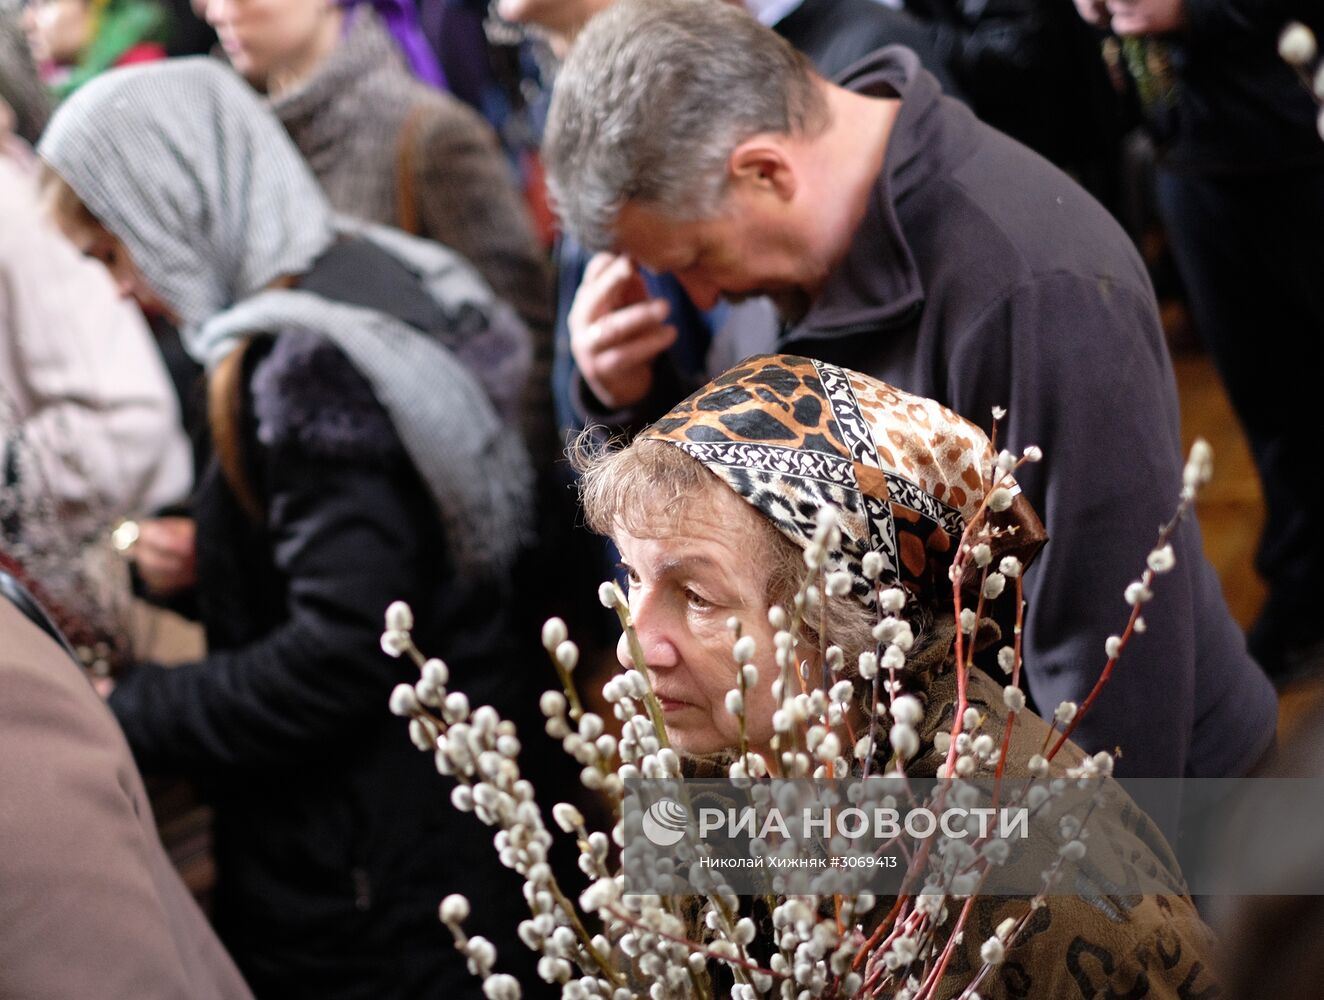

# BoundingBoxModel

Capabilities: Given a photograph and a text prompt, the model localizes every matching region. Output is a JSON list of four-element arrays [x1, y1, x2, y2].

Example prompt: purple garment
[[343, 0, 447, 89]]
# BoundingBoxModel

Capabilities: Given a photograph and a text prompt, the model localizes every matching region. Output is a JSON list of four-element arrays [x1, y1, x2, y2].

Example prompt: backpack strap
[[206, 336, 265, 525], [394, 104, 429, 236]]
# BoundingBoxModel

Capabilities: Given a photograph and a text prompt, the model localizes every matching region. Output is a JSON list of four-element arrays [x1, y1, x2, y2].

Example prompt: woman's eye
[[684, 588, 712, 610]]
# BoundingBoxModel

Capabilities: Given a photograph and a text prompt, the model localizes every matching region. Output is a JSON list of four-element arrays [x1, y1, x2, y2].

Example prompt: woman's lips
[[655, 695, 694, 713]]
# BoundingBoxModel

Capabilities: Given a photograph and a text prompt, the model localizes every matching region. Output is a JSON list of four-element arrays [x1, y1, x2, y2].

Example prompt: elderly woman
[[577, 354, 1219, 998], [37, 58, 542, 997]]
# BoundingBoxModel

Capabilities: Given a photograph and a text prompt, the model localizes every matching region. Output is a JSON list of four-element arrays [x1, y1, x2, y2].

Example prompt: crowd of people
[[1, 0, 1321, 997]]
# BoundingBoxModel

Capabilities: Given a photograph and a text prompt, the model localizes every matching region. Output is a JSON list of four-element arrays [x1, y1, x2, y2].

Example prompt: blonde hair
[[37, 163, 102, 236], [574, 434, 878, 668]]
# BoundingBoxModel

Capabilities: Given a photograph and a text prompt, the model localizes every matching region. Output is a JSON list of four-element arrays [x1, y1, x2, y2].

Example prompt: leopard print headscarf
[[640, 354, 1045, 606]]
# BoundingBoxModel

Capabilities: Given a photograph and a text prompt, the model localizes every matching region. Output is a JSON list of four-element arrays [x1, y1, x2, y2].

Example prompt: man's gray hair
[[544, 0, 826, 251]]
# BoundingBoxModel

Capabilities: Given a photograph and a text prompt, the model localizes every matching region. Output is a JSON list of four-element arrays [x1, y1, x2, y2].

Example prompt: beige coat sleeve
[[0, 158, 192, 522], [0, 598, 251, 1000]]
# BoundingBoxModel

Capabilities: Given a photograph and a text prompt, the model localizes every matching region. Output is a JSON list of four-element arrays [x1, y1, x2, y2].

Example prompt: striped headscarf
[[39, 59, 532, 576], [641, 354, 1045, 604]]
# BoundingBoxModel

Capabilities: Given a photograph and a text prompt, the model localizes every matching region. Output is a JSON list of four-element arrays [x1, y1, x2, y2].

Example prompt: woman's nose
[[623, 593, 679, 672]]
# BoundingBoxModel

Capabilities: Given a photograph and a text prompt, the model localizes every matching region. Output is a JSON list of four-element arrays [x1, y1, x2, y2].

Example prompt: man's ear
[[727, 137, 797, 203]]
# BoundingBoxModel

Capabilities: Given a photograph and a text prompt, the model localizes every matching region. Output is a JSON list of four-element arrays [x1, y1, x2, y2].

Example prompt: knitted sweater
[[270, 11, 551, 340]]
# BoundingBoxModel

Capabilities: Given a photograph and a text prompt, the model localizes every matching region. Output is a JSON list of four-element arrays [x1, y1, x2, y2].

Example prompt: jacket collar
[[790, 46, 939, 339]]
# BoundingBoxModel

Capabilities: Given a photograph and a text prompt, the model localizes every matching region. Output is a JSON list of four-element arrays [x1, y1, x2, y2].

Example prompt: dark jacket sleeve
[[947, 272, 1275, 779], [109, 345, 440, 775]]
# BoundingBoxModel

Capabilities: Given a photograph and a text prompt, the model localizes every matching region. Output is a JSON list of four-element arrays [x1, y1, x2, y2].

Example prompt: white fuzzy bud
[[578, 713, 603, 741], [999, 556, 1022, 578], [970, 543, 992, 568], [1124, 581, 1153, 606], [980, 936, 1005, 966], [1021, 444, 1043, 463], [878, 587, 906, 613], [385, 600, 413, 632], [1105, 635, 1122, 659], [1134, 616, 1147, 633], [982, 572, 1006, 600], [890, 694, 923, 727], [889, 724, 919, 760], [1279, 22, 1317, 66], [987, 487, 1013, 512], [1146, 544, 1175, 574], [857, 652, 878, 680], [725, 689, 744, 716], [825, 571, 853, 597], [768, 606, 787, 629], [555, 640, 579, 672], [440, 893, 470, 925], [991, 405, 1006, 421], [1183, 438, 1214, 492], [552, 802, 583, 833], [997, 646, 1016, 673], [389, 683, 419, 717], [1028, 754, 1049, 778], [1053, 701, 1078, 726], [829, 679, 854, 704], [465, 936, 496, 976], [959, 608, 977, 634], [1059, 839, 1087, 862], [380, 629, 410, 658], [995, 449, 1017, 475], [483, 974, 521, 1000], [422, 658, 449, 689], [733, 635, 756, 665], [862, 551, 885, 581], [539, 690, 566, 718], [597, 581, 620, 609], [541, 617, 568, 651], [741, 663, 759, 687], [443, 690, 469, 721], [1004, 686, 1025, 712]]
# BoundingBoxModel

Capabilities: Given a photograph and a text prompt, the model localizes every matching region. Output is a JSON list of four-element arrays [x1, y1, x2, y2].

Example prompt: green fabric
[[54, 0, 165, 99]]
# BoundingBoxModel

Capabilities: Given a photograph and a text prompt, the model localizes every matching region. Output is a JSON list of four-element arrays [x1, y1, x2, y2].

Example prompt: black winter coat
[[110, 330, 548, 999]]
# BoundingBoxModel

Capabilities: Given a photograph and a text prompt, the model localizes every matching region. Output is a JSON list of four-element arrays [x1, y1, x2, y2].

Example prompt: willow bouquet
[[380, 429, 1215, 1000]]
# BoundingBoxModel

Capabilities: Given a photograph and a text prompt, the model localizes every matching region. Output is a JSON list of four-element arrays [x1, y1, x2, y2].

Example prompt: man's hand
[[131, 517, 197, 598], [1103, 0, 1186, 35], [568, 252, 677, 411]]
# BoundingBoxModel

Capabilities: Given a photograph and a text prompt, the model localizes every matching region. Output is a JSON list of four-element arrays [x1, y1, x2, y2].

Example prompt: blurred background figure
[[1073, 0, 1324, 685], [0, 548, 252, 1000], [22, 0, 167, 96], [39, 58, 548, 997], [202, 0, 553, 450], [901, 0, 1134, 211], [1, 7, 191, 669]]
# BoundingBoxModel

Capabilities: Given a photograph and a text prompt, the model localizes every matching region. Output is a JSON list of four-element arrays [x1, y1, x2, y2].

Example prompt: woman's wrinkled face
[[613, 502, 784, 760], [23, 0, 90, 67], [204, 0, 336, 88]]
